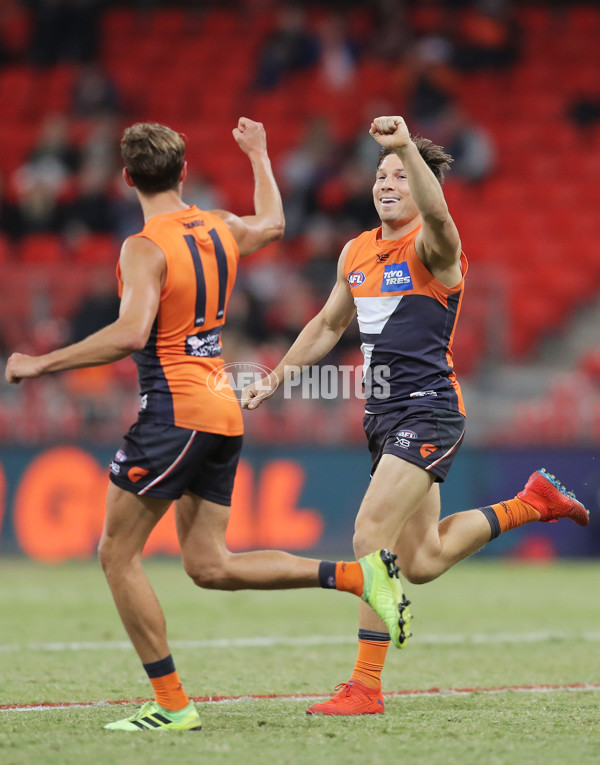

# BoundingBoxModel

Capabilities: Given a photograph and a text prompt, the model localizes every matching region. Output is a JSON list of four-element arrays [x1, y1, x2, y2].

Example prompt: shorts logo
[[115, 450, 127, 463], [381, 263, 413, 292], [395, 429, 417, 449], [128, 466, 150, 483], [347, 270, 366, 287], [420, 443, 437, 458]]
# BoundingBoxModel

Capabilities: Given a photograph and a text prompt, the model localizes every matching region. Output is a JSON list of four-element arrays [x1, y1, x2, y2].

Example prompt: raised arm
[[242, 242, 357, 409], [370, 116, 461, 284], [212, 117, 285, 257], [5, 237, 164, 383]]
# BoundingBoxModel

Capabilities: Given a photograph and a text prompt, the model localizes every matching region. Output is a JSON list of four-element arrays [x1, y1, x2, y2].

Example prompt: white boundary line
[[1, 631, 600, 653], [3, 632, 599, 713]]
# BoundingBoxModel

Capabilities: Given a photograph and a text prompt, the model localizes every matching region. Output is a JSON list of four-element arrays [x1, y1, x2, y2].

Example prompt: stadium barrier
[[0, 445, 598, 561]]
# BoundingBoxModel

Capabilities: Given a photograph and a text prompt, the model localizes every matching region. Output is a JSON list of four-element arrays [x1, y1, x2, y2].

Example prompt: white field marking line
[[3, 684, 600, 713], [1, 631, 600, 653]]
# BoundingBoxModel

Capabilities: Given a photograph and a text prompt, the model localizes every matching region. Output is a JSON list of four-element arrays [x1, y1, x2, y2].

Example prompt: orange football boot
[[518, 468, 589, 526], [306, 680, 385, 716]]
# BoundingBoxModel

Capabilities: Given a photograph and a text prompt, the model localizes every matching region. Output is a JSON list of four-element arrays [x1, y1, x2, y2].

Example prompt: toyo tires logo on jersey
[[382, 263, 413, 292], [207, 362, 276, 402], [347, 270, 366, 287]]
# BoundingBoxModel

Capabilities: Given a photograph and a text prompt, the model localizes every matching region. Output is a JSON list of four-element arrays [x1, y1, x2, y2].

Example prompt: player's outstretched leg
[[358, 549, 412, 649], [104, 700, 202, 732], [518, 468, 589, 526], [481, 468, 590, 540]]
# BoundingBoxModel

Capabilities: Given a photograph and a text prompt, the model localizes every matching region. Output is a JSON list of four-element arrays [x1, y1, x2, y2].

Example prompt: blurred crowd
[[0, 0, 599, 446]]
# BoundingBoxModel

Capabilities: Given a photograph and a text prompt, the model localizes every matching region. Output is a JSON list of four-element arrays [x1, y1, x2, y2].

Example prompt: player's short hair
[[377, 138, 453, 185], [121, 122, 186, 194]]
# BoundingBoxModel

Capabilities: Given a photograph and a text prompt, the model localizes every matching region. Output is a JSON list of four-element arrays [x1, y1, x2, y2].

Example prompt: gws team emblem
[[128, 466, 150, 483], [347, 270, 366, 287]]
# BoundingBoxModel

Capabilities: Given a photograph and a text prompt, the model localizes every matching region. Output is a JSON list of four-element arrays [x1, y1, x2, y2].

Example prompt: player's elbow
[[112, 317, 151, 354], [421, 205, 451, 227], [119, 329, 149, 353], [263, 219, 285, 244]]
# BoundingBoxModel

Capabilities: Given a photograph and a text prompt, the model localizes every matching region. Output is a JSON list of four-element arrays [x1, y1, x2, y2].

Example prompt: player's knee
[[399, 554, 440, 585], [352, 533, 372, 560], [97, 537, 136, 581], [352, 521, 384, 559], [400, 565, 436, 585], [184, 554, 234, 590], [97, 537, 114, 575]]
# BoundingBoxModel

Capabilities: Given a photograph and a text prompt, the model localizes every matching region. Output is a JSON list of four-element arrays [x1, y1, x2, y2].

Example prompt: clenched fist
[[369, 116, 412, 150], [233, 117, 268, 158]]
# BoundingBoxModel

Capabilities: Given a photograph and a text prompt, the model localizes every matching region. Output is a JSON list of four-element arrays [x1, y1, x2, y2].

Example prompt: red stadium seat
[[0, 234, 12, 262], [72, 234, 120, 265], [19, 234, 64, 264]]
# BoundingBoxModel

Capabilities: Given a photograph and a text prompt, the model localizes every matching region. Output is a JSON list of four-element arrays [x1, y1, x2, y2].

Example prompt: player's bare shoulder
[[119, 235, 167, 284]]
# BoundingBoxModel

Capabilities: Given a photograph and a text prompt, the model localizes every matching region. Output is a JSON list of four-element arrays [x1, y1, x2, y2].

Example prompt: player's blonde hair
[[121, 122, 186, 194]]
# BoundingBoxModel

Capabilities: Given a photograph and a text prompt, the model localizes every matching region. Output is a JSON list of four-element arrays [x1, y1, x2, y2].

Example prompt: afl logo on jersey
[[397, 430, 417, 439], [347, 270, 366, 287]]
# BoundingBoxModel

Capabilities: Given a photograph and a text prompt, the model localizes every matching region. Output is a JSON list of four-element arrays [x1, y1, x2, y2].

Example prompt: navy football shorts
[[109, 418, 243, 504], [364, 405, 466, 482]]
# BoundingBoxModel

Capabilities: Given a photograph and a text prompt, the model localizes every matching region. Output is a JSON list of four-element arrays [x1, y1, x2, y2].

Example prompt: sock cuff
[[318, 560, 337, 589], [358, 628, 390, 642], [143, 654, 176, 679], [479, 505, 501, 540]]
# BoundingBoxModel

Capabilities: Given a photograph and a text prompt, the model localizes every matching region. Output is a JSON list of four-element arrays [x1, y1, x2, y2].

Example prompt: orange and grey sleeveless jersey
[[344, 224, 467, 416], [117, 206, 243, 436]]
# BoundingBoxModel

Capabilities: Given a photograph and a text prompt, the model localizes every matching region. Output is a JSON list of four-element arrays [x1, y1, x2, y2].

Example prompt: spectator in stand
[[28, 0, 102, 66], [300, 218, 340, 300], [0, 176, 11, 239], [183, 172, 225, 212], [0, 0, 30, 65], [78, 116, 122, 172], [27, 113, 80, 177], [437, 107, 495, 183], [338, 158, 382, 231], [452, 0, 521, 72], [280, 116, 339, 237], [316, 12, 360, 92], [5, 114, 79, 239], [404, 36, 459, 134], [65, 159, 116, 237], [4, 173, 66, 240], [254, 4, 320, 90], [567, 94, 600, 133], [265, 273, 319, 347], [222, 282, 271, 357], [367, 0, 413, 62], [71, 64, 121, 120], [68, 270, 120, 344]]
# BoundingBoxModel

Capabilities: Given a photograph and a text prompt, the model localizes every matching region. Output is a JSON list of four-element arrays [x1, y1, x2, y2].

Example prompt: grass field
[[1, 557, 599, 765]]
